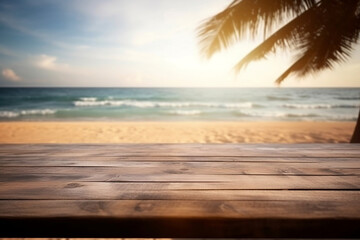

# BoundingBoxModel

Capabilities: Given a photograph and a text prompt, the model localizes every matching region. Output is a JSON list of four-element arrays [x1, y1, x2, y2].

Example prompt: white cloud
[[34, 54, 69, 71], [2, 68, 21, 81]]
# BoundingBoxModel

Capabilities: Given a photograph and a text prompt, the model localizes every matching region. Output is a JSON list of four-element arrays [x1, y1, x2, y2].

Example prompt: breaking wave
[[79, 97, 97, 101], [236, 111, 356, 121], [0, 109, 56, 118], [282, 103, 360, 109], [168, 110, 202, 115], [237, 111, 320, 118], [0, 111, 19, 118], [73, 99, 259, 109]]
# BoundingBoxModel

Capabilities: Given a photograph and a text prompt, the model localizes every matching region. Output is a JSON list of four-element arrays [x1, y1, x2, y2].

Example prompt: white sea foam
[[328, 115, 358, 121], [283, 103, 359, 109], [221, 102, 254, 108], [79, 97, 97, 101], [168, 110, 202, 115], [237, 110, 357, 121], [73, 99, 256, 109], [74, 100, 127, 107], [238, 111, 319, 118], [20, 109, 57, 115], [285, 113, 319, 118], [0, 111, 20, 118], [0, 109, 56, 118]]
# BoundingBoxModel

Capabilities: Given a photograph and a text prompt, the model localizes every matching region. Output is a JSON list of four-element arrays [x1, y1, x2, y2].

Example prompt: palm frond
[[233, 5, 316, 72], [275, 51, 314, 84], [275, 0, 360, 84], [198, 0, 316, 59], [198, 0, 360, 84]]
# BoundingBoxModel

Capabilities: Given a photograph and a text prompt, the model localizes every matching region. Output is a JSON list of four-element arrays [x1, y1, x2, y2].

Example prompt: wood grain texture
[[0, 199, 359, 218], [0, 200, 359, 237], [0, 143, 359, 237], [0, 143, 360, 157], [1, 165, 359, 177], [1, 156, 359, 163]]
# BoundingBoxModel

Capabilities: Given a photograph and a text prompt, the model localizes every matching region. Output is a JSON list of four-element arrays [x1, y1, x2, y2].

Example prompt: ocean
[[0, 88, 359, 121]]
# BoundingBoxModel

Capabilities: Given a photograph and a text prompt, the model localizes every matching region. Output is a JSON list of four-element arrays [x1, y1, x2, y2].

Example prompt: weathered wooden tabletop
[[0, 144, 359, 238]]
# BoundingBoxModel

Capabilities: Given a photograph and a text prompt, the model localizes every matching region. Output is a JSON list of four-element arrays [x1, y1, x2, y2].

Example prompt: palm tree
[[198, 0, 360, 143]]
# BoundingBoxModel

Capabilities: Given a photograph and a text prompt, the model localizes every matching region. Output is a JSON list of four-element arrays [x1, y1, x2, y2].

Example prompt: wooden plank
[[0, 199, 358, 218], [1, 151, 359, 157], [0, 181, 359, 199], [0, 143, 359, 238], [1, 143, 359, 150], [0, 200, 359, 237], [0, 165, 359, 176], [0, 176, 355, 190], [0, 144, 359, 157], [0, 143, 357, 150], [0, 179, 352, 198], [1, 169, 360, 182], [1, 156, 360, 165], [0, 177, 359, 199]]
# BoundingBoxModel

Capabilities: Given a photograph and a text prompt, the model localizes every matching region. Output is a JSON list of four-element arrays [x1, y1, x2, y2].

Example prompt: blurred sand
[[0, 121, 355, 143]]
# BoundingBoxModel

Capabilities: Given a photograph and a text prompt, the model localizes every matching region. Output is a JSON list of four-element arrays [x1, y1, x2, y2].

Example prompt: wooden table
[[0, 144, 359, 238]]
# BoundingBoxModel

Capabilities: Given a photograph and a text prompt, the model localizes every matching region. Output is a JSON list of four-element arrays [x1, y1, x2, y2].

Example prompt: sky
[[0, 0, 359, 88]]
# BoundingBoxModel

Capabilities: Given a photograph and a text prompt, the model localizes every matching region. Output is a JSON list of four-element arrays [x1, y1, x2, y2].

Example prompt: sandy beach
[[0, 121, 355, 143]]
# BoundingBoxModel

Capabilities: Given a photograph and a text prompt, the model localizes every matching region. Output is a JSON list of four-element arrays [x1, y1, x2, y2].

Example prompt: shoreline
[[0, 121, 355, 143]]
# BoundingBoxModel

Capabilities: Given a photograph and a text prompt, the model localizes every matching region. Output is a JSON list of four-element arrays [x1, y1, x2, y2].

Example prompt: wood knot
[[135, 202, 154, 212], [64, 183, 84, 188], [79, 201, 104, 213], [219, 203, 239, 213]]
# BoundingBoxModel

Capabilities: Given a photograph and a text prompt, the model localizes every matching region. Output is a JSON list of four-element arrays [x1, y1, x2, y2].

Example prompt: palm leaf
[[233, 5, 317, 72], [198, 0, 360, 84], [198, 0, 316, 59], [275, 0, 360, 84]]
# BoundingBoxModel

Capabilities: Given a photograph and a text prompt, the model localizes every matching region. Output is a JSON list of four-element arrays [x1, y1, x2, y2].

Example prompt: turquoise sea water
[[0, 88, 359, 121]]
